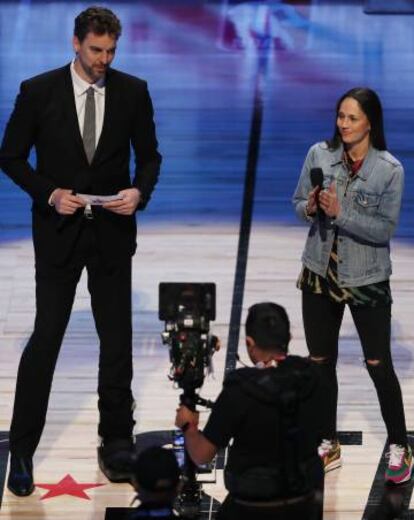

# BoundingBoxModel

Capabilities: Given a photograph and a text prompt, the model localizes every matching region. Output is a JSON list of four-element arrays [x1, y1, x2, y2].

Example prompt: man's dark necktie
[[83, 87, 96, 164]]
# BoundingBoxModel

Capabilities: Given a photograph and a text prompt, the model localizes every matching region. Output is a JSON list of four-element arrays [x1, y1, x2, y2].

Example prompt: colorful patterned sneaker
[[385, 444, 413, 484], [318, 439, 342, 472]]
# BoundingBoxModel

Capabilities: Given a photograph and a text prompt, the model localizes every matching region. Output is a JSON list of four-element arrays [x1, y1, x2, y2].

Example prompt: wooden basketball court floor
[[0, 1, 413, 518]]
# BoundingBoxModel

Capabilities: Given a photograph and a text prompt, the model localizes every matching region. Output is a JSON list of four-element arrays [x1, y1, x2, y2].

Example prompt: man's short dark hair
[[74, 6, 122, 42], [132, 446, 181, 493], [245, 302, 291, 353]]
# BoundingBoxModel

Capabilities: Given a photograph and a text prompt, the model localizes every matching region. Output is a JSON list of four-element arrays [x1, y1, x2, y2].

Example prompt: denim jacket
[[292, 142, 404, 287]]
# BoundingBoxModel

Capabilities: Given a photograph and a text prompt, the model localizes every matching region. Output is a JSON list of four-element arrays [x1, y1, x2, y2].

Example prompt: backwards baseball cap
[[245, 302, 291, 352], [132, 446, 181, 493]]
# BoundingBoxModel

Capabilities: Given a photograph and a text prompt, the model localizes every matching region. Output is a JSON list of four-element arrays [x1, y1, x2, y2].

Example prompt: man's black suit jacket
[[0, 64, 162, 265]]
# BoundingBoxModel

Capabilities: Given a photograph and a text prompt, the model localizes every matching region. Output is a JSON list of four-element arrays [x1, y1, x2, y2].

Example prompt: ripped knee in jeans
[[366, 359, 381, 366], [310, 356, 330, 365]]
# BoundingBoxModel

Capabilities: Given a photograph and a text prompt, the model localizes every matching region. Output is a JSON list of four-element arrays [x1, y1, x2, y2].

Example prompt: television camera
[[159, 282, 219, 518]]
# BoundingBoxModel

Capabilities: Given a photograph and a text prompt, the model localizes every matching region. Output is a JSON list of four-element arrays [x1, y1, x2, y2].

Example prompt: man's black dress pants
[[9, 221, 135, 456]]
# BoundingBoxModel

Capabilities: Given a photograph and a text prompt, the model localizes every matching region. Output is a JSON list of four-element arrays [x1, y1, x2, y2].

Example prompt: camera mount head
[[159, 282, 218, 409]]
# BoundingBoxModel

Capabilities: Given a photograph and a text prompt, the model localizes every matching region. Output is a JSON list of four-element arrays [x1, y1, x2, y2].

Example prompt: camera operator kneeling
[[175, 302, 324, 520]]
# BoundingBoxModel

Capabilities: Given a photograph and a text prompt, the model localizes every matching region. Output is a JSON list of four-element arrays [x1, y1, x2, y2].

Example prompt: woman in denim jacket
[[292, 87, 411, 484]]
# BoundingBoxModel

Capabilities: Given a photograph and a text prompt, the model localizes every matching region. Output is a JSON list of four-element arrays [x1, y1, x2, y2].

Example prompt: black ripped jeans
[[302, 292, 407, 446]]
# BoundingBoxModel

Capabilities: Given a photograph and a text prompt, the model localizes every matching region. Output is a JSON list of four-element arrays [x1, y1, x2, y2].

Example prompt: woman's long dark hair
[[327, 87, 387, 151]]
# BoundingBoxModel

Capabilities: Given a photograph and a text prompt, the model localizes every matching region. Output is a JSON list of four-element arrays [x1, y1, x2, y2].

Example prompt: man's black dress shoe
[[7, 455, 35, 497], [97, 438, 134, 483]]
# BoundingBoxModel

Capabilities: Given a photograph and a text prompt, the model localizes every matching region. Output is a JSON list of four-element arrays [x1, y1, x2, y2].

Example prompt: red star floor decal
[[36, 474, 105, 500]]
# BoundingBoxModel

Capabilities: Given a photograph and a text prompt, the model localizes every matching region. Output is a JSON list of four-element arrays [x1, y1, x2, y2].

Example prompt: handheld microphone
[[310, 167, 323, 190], [310, 167, 325, 220]]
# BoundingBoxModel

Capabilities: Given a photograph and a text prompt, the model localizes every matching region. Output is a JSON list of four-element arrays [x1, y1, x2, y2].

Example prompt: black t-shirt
[[203, 356, 321, 476]]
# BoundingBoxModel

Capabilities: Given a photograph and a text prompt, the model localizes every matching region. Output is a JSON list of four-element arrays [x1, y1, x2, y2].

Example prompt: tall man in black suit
[[0, 6, 162, 496]]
